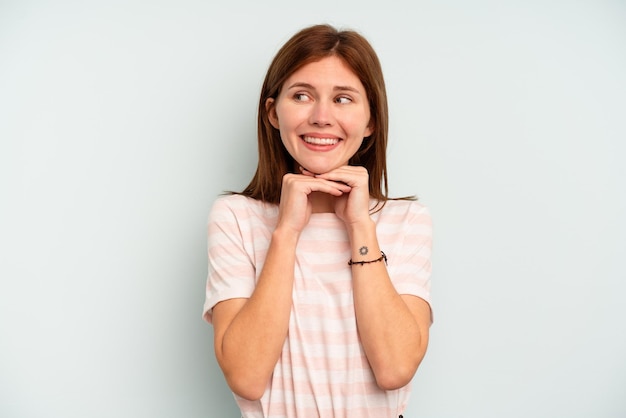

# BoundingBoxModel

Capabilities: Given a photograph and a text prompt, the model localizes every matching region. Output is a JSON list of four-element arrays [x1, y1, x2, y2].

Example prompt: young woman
[[203, 24, 433, 417]]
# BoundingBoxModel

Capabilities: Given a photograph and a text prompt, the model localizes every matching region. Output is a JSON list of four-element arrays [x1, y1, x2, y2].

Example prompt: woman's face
[[266, 56, 373, 174]]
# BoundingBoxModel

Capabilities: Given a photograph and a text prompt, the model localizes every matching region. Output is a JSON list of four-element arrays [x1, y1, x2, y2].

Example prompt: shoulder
[[377, 199, 431, 221], [373, 199, 432, 237], [210, 194, 254, 213], [209, 194, 278, 223]]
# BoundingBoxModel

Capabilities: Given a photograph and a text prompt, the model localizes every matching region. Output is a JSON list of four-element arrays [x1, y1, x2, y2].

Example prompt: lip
[[300, 132, 342, 147], [300, 134, 342, 151]]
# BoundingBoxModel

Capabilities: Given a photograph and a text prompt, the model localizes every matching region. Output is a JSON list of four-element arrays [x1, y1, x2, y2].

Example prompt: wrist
[[272, 225, 301, 247], [345, 217, 376, 238], [348, 250, 387, 267]]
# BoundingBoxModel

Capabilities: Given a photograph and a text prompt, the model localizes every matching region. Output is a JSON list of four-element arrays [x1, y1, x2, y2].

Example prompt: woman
[[203, 24, 433, 417]]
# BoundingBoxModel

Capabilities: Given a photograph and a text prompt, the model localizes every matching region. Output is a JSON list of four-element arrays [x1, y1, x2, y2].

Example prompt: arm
[[347, 220, 431, 390], [211, 174, 352, 401], [316, 166, 432, 390], [212, 227, 298, 401]]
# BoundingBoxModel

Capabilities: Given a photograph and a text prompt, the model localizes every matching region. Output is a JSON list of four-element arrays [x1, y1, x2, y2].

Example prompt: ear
[[265, 98, 279, 129]]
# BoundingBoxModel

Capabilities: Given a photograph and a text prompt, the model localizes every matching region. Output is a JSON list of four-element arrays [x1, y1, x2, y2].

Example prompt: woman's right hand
[[276, 169, 351, 234]]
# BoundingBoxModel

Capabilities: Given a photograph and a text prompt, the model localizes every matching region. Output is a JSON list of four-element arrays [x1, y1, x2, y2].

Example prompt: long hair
[[239, 24, 409, 205]]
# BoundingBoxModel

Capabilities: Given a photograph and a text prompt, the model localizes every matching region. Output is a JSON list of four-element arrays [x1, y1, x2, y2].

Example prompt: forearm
[[348, 220, 425, 390], [217, 228, 299, 399]]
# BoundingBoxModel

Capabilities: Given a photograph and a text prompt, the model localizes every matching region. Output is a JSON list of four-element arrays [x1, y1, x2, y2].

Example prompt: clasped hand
[[277, 165, 371, 234]]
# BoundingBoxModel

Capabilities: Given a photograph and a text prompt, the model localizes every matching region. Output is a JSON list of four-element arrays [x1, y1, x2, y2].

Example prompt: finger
[[316, 168, 368, 188], [308, 179, 352, 195], [284, 174, 352, 195], [316, 165, 367, 178]]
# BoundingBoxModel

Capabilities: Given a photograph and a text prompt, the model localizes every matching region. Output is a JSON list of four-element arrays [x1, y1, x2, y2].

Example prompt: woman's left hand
[[308, 165, 372, 226]]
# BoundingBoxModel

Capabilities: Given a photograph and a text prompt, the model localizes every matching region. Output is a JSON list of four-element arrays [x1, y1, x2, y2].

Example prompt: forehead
[[283, 56, 365, 90]]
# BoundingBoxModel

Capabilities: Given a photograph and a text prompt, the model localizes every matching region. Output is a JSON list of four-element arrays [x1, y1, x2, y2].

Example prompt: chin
[[303, 164, 335, 175], [300, 160, 346, 175]]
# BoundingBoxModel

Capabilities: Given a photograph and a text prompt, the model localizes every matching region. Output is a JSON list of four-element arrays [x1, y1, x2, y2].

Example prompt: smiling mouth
[[302, 136, 340, 146]]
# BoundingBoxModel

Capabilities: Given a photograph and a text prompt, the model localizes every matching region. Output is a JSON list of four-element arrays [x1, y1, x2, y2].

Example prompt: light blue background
[[1, 1, 625, 417]]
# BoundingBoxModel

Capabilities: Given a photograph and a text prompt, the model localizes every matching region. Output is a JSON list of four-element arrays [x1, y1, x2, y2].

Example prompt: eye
[[294, 93, 311, 102], [335, 96, 352, 104]]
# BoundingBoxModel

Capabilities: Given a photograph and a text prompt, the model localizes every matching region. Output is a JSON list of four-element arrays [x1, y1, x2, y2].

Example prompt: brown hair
[[238, 24, 410, 205]]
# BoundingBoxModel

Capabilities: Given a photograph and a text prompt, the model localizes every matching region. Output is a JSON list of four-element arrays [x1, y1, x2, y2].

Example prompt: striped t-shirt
[[203, 194, 433, 418]]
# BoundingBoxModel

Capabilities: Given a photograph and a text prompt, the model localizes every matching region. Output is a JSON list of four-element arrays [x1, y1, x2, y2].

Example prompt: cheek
[[345, 107, 371, 129], [346, 115, 372, 136], [275, 107, 301, 133], [279, 124, 298, 146], [278, 125, 299, 155]]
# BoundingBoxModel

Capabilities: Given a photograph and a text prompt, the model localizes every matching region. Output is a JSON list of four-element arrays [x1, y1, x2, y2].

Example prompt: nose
[[309, 100, 333, 126]]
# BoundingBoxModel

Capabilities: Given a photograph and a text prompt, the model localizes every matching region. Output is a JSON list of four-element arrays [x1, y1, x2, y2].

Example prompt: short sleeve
[[202, 197, 257, 323], [387, 202, 433, 319]]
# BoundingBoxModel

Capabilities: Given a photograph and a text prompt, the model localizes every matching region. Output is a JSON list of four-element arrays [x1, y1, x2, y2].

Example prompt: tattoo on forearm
[[359, 246, 369, 256]]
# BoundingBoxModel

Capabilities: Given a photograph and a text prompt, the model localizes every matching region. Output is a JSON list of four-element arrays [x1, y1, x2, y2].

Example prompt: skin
[[212, 56, 431, 401]]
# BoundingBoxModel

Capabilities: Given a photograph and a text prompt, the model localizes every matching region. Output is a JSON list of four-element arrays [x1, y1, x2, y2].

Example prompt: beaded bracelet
[[348, 251, 387, 266]]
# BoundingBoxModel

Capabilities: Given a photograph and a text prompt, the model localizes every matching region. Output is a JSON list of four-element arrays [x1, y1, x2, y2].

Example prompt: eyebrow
[[286, 82, 362, 95]]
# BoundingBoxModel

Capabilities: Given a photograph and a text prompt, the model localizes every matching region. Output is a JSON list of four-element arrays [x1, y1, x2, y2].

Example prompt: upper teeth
[[303, 136, 339, 145]]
